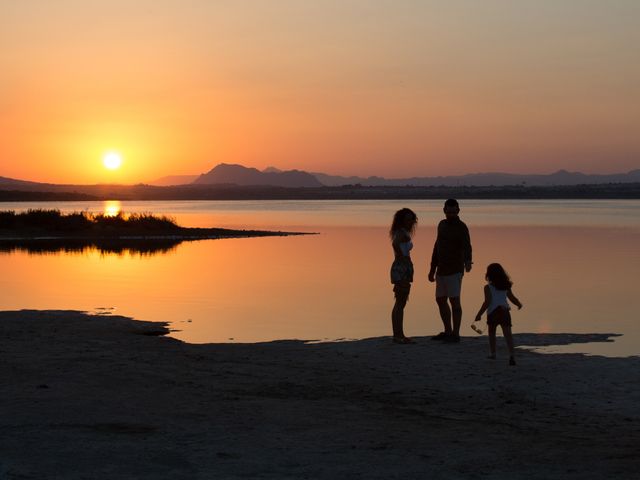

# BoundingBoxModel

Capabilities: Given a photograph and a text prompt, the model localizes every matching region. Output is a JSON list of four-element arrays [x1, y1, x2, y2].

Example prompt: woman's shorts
[[390, 257, 414, 284], [487, 306, 512, 327]]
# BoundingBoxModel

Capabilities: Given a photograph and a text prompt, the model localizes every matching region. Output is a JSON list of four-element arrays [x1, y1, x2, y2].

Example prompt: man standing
[[428, 199, 472, 343]]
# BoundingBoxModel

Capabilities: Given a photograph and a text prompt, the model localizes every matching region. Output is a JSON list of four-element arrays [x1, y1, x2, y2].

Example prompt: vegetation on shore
[[0, 209, 180, 235], [0, 209, 302, 240]]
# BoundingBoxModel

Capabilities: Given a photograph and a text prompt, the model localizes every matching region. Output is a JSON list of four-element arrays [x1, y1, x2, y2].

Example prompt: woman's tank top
[[399, 240, 413, 257], [487, 284, 510, 314], [393, 230, 413, 257]]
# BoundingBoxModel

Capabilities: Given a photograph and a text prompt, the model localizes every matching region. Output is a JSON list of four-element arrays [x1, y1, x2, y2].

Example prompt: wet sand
[[1, 310, 638, 479]]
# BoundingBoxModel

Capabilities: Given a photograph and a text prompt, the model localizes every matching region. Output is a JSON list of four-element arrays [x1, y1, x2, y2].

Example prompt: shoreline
[[0, 229, 312, 242], [0, 231, 311, 241], [2, 182, 640, 201], [0, 209, 314, 244], [1, 309, 638, 478], [0, 229, 314, 254]]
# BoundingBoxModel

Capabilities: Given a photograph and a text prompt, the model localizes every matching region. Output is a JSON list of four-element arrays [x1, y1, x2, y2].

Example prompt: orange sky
[[1, 0, 639, 184]]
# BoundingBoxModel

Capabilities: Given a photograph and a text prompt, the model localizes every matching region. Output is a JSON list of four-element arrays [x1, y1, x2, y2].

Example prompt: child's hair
[[389, 208, 417, 239], [485, 263, 513, 291]]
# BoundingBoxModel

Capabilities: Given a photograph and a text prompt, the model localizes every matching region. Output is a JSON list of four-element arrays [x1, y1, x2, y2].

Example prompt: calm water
[[1, 200, 639, 357]]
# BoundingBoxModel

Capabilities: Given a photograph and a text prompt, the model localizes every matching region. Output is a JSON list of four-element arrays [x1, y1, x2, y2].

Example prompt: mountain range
[[2, 164, 639, 193], [149, 163, 640, 187], [192, 164, 322, 187]]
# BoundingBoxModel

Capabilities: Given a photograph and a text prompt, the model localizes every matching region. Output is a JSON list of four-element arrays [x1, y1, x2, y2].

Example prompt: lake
[[1, 199, 639, 357]]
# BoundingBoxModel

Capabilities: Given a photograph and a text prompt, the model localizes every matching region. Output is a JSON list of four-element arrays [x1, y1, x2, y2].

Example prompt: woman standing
[[390, 208, 418, 344]]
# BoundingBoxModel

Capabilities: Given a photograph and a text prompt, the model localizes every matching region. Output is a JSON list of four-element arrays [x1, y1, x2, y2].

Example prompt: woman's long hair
[[389, 208, 417, 239], [486, 263, 513, 291]]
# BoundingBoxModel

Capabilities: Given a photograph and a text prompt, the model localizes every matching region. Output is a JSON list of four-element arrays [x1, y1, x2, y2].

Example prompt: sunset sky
[[1, 0, 638, 184]]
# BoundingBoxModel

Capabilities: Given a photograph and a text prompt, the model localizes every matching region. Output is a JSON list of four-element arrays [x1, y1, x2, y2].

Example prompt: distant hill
[[2, 178, 639, 201], [312, 169, 640, 187], [0, 176, 70, 192], [153, 164, 640, 187], [149, 175, 199, 186], [192, 163, 323, 188], [0, 176, 44, 187], [6, 166, 640, 191], [2, 165, 640, 201]]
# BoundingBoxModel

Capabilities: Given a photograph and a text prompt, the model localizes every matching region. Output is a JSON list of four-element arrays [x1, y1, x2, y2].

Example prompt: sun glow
[[103, 200, 122, 217], [103, 151, 123, 170]]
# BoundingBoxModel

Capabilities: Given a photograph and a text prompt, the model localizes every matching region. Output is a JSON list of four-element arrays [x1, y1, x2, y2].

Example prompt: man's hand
[[428, 270, 435, 283], [465, 261, 473, 273]]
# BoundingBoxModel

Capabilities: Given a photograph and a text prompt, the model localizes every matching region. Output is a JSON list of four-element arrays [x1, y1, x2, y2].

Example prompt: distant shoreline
[[1, 182, 640, 201]]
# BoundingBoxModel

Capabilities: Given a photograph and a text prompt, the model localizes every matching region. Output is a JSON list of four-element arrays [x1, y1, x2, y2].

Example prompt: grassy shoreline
[[0, 209, 308, 240]]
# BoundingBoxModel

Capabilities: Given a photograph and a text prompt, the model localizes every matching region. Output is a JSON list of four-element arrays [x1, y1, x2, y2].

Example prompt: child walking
[[474, 263, 523, 365]]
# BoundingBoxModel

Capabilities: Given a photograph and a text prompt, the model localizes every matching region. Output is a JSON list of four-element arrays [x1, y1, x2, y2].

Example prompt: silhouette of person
[[428, 199, 472, 343], [474, 263, 523, 365], [389, 208, 418, 344]]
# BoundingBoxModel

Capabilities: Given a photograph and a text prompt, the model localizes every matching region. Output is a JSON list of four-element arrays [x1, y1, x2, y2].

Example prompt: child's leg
[[488, 324, 497, 358], [501, 324, 515, 358]]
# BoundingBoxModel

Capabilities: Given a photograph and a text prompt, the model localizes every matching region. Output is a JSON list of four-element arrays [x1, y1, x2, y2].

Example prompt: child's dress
[[487, 284, 512, 327]]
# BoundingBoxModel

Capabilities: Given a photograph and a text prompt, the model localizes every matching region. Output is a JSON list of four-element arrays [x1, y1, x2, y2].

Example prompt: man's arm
[[463, 224, 472, 272], [428, 240, 438, 282]]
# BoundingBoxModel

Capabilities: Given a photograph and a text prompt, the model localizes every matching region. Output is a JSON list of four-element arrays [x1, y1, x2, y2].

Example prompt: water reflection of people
[[389, 208, 418, 344], [428, 199, 472, 343], [474, 263, 523, 365]]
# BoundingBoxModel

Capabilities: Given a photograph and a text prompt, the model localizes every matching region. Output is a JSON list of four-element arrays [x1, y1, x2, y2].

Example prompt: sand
[[1, 310, 638, 479]]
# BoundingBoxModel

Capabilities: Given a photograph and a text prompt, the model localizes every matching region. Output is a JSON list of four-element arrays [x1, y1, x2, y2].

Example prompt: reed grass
[[0, 209, 181, 233]]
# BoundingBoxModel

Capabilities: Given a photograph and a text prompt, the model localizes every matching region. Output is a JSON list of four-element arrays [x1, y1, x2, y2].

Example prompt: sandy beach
[[1, 310, 638, 479]]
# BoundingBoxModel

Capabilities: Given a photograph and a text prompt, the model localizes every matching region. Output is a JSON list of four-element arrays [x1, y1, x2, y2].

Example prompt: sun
[[103, 151, 123, 170]]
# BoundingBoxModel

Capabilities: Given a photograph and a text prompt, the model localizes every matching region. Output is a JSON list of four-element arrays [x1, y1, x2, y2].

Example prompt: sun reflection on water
[[103, 200, 122, 217]]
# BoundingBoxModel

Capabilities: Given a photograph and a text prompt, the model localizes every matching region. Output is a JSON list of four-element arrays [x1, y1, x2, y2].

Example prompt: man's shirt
[[430, 217, 472, 276]]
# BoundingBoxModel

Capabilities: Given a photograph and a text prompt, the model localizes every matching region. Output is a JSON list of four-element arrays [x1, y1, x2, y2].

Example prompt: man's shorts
[[435, 272, 463, 298]]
